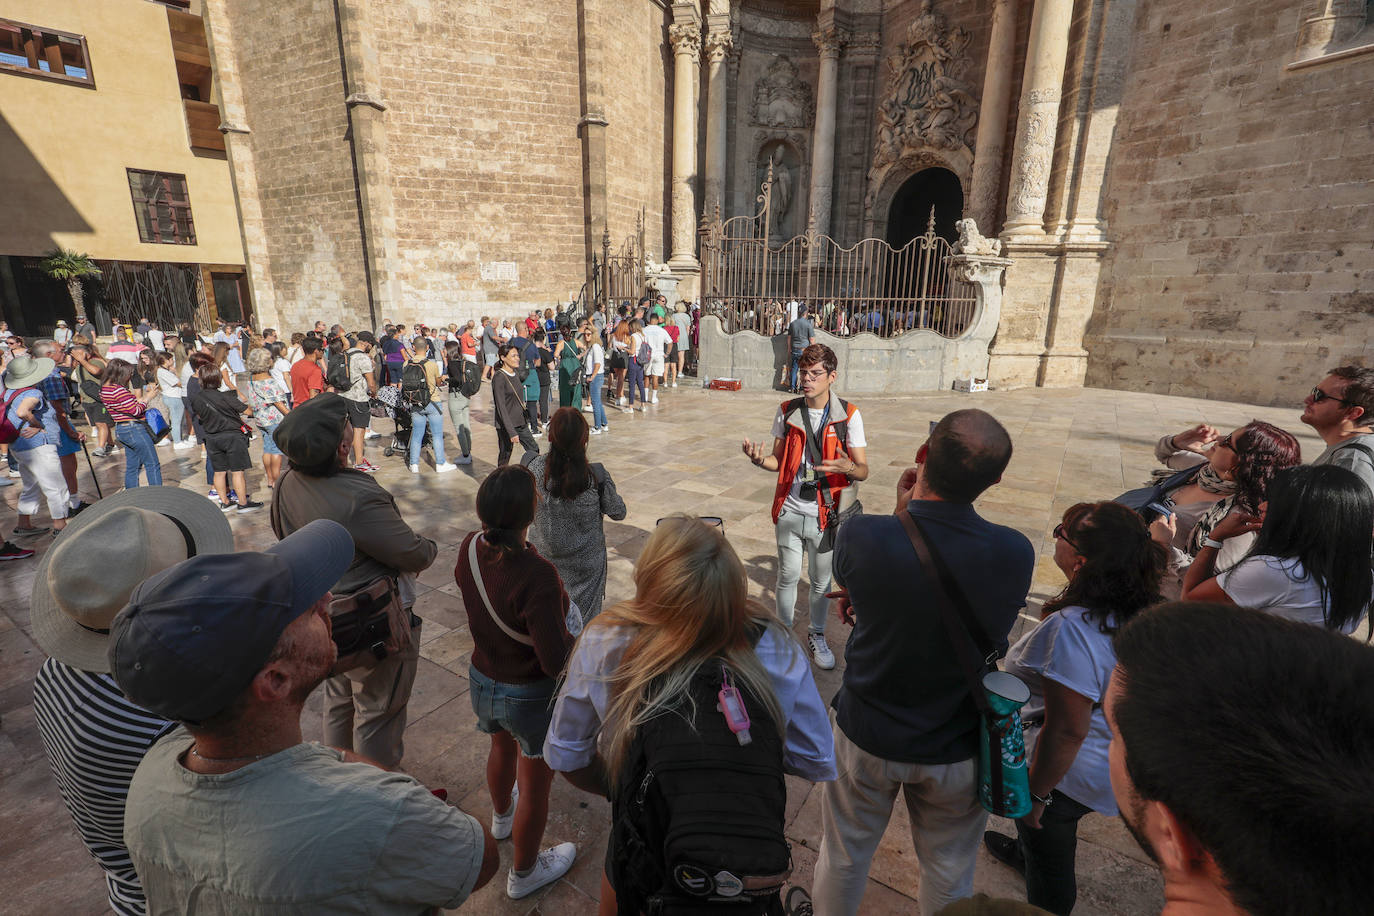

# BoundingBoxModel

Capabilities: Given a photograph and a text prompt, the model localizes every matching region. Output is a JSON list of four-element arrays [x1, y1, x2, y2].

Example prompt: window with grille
[[127, 170, 197, 245], [0, 19, 93, 85]]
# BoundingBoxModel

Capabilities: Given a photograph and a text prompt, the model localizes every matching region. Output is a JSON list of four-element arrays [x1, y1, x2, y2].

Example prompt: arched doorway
[[886, 167, 964, 247]]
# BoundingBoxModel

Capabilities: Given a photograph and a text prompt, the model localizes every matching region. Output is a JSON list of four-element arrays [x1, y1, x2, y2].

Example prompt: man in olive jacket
[[271, 393, 437, 767]]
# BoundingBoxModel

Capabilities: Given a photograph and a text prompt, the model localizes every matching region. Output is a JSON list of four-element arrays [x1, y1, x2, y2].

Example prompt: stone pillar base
[[1039, 348, 1089, 387]]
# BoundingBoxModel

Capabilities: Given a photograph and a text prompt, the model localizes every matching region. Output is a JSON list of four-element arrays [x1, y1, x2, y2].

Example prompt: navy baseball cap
[[108, 520, 355, 723]]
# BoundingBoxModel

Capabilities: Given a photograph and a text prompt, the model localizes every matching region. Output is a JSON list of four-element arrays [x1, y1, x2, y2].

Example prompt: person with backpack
[[741, 343, 869, 670], [493, 343, 539, 467], [1302, 365, 1374, 501], [399, 350, 454, 474], [98, 358, 164, 491], [329, 333, 379, 473], [3, 355, 72, 538], [454, 465, 578, 899], [544, 515, 836, 916], [441, 339, 477, 466], [623, 319, 647, 412], [190, 363, 263, 513], [532, 328, 554, 429], [513, 322, 543, 435]]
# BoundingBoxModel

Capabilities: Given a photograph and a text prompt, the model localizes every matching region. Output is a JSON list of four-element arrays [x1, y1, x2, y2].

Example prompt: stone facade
[[1084, 0, 1374, 405], [198, 0, 1371, 404]]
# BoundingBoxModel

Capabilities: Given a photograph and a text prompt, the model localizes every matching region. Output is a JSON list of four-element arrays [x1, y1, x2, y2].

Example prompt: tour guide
[[742, 342, 868, 669]]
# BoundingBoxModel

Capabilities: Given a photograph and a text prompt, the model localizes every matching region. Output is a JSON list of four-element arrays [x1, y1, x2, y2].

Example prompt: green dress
[[558, 337, 584, 408]]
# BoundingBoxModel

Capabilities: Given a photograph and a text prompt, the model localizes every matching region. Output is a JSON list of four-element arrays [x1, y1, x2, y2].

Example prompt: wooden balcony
[[183, 98, 224, 152]]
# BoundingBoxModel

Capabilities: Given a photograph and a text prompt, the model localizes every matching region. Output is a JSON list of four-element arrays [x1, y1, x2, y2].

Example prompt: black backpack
[[609, 652, 790, 916], [399, 361, 431, 410], [326, 351, 352, 392], [449, 358, 482, 398]]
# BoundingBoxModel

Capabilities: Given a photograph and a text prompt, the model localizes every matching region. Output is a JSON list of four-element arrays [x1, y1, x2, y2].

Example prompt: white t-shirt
[[583, 343, 604, 379], [642, 324, 671, 358], [147, 328, 165, 351], [156, 367, 183, 398], [1003, 605, 1119, 815], [178, 361, 194, 388], [271, 358, 292, 395], [1217, 555, 1367, 634], [341, 349, 375, 403], [769, 402, 867, 518]]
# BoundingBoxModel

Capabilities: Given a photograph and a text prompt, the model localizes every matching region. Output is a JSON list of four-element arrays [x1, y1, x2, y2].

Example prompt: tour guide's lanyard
[[798, 404, 830, 484]]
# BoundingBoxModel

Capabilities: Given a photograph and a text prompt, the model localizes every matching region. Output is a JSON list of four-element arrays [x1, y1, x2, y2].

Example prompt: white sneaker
[[589, 427, 602, 435], [506, 842, 576, 899], [617, 396, 627, 406], [454, 455, 473, 465], [365, 430, 382, 440], [434, 462, 457, 473], [582, 404, 593, 413], [807, 632, 836, 670], [157, 438, 171, 447], [408, 464, 420, 473], [671, 380, 678, 387], [491, 786, 519, 841], [173, 441, 193, 451], [651, 392, 659, 404]]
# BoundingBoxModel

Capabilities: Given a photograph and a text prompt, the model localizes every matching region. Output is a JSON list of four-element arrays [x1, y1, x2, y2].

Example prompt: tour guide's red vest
[[770, 393, 857, 529]]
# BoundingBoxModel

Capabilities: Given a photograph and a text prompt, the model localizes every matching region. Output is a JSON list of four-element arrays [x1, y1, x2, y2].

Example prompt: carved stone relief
[[872, 0, 979, 169], [1005, 88, 1060, 225], [750, 56, 814, 129]]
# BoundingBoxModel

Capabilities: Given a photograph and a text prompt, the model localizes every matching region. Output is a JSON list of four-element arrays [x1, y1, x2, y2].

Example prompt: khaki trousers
[[323, 620, 421, 768], [814, 718, 986, 915]]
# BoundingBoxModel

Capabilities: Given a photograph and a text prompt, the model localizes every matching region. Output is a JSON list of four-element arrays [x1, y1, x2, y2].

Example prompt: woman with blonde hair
[[545, 515, 836, 915]]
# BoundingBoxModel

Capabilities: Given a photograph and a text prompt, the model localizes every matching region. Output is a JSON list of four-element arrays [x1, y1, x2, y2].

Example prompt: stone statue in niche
[[873, 0, 978, 168], [757, 141, 800, 242], [751, 56, 814, 129]]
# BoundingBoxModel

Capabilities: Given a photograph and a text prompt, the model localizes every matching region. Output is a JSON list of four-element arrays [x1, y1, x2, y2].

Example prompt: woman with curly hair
[[544, 515, 836, 916], [1183, 464, 1373, 636], [984, 502, 1166, 914], [1148, 420, 1301, 596]]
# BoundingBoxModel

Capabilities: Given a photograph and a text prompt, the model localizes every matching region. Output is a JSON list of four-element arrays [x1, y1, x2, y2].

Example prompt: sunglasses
[[1310, 386, 1354, 407], [1053, 523, 1080, 552], [657, 516, 725, 532], [1215, 434, 1235, 451]]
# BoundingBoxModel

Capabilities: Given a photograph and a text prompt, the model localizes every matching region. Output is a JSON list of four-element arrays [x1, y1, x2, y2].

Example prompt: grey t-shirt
[[480, 325, 500, 355], [1313, 432, 1374, 500], [125, 732, 486, 914], [787, 316, 815, 353]]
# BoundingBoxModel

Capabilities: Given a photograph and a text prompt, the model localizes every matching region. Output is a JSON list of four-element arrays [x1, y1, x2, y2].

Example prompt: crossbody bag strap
[[798, 403, 835, 511], [467, 534, 534, 646]]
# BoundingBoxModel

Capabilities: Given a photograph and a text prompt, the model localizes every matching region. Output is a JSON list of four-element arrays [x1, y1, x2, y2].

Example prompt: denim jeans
[[408, 401, 446, 466], [775, 509, 831, 635], [589, 373, 606, 428], [1015, 790, 1094, 915], [163, 395, 186, 444], [114, 422, 163, 488], [626, 360, 646, 404], [446, 391, 472, 457], [789, 352, 804, 390]]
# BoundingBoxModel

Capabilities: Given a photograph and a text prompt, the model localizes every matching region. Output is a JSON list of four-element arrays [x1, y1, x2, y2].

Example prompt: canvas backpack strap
[[467, 534, 533, 646]]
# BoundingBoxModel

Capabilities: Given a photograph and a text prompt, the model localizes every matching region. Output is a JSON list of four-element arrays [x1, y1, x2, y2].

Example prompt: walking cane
[[81, 441, 103, 500]]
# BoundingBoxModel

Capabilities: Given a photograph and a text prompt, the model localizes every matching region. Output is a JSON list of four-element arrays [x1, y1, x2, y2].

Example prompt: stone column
[[1000, 0, 1076, 240], [200, 0, 278, 329], [667, 16, 702, 275], [703, 18, 733, 221], [966, 0, 1018, 233], [577, 0, 609, 301], [807, 25, 847, 237]]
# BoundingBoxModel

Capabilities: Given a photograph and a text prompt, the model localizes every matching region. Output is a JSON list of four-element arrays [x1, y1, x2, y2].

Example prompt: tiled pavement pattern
[[0, 382, 1326, 914]]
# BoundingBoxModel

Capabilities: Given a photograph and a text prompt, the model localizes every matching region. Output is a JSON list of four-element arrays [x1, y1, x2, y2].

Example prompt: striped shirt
[[99, 384, 145, 422], [33, 658, 173, 916]]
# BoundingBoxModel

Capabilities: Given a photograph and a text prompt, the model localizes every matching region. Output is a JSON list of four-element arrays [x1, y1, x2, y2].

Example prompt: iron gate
[[699, 162, 977, 338]]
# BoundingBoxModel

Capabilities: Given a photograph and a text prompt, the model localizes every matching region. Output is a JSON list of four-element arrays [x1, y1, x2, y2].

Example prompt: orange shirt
[[290, 358, 324, 404]]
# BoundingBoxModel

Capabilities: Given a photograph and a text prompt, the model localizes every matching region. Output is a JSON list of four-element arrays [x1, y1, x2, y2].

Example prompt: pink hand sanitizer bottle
[[717, 665, 752, 746]]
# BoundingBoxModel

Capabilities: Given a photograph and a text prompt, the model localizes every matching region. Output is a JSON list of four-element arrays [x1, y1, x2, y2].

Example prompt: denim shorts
[[261, 422, 282, 456], [468, 666, 556, 758]]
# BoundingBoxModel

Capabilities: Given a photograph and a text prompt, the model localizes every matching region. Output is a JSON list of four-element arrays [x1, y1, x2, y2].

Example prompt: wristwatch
[[1030, 791, 1054, 807]]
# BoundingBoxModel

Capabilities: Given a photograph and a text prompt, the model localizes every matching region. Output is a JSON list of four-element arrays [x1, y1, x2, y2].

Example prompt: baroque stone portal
[[874, 0, 979, 168]]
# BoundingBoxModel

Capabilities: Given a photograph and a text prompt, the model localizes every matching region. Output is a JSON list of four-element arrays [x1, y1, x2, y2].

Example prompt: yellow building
[[0, 0, 248, 337]]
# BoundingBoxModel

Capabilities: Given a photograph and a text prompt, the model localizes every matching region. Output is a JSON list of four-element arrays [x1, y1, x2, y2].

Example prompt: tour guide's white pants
[[775, 508, 831, 636], [814, 717, 986, 915]]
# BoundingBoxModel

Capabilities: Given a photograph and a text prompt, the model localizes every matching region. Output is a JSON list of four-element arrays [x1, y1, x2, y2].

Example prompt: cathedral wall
[[1085, 0, 1374, 406], [222, 0, 368, 331]]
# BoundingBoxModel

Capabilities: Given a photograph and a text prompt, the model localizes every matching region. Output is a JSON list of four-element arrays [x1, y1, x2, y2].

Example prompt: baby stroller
[[371, 385, 431, 460]]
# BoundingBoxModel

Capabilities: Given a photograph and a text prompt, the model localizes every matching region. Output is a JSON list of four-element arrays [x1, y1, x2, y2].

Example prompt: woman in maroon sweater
[[455, 465, 577, 900]]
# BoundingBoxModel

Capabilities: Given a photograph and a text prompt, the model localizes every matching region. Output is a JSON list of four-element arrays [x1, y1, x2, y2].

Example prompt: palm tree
[[39, 248, 102, 315]]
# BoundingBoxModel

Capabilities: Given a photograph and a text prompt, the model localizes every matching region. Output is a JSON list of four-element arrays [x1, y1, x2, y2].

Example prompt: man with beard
[[109, 521, 498, 913], [1105, 601, 1372, 916]]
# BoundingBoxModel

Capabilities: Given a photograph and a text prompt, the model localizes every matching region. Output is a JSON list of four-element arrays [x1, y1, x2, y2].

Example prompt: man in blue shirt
[[813, 409, 1035, 916]]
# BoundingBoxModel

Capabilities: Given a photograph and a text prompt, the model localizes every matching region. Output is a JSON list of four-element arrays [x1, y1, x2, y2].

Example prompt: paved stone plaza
[[0, 383, 1328, 914]]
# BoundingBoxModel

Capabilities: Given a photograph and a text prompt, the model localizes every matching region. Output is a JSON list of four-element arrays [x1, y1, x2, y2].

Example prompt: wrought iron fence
[[94, 260, 212, 333], [700, 164, 977, 339]]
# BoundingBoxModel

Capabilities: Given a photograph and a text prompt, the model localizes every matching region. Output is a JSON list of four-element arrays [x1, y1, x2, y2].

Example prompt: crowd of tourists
[[6, 302, 1373, 916]]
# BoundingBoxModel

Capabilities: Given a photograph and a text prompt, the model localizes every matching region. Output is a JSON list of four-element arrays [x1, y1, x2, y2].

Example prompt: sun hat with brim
[[3, 355, 56, 389], [31, 486, 235, 673]]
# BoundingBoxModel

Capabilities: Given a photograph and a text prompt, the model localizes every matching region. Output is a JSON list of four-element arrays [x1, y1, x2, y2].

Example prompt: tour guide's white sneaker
[[408, 464, 420, 473], [808, 632, 835, 670], [491, 786, 519, 840], [507, 842, 577, 899]]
